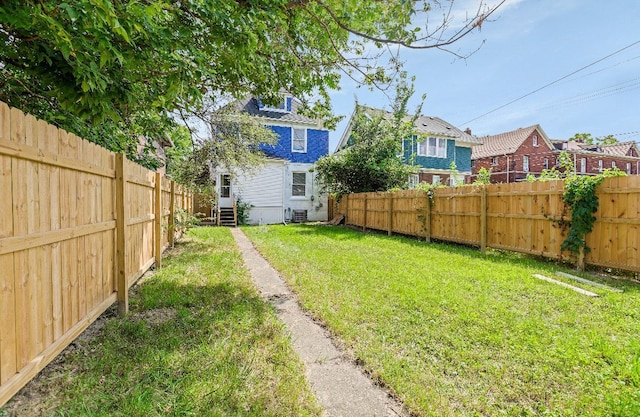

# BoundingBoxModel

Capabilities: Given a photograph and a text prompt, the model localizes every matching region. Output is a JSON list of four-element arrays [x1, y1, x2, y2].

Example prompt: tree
[[314, 74, 422, 197], [570, 133, 619, 145], [0, 1, 503, 167], [169, 103, 279, 190]]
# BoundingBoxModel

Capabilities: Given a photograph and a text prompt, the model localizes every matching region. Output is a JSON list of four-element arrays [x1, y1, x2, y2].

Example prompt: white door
[[218, 174, 233, 208]]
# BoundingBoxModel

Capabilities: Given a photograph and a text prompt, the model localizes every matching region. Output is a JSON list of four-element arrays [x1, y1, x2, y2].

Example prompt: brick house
[[471, 125, 557, 183], [471, 124, 640, 183], [552, 140, 640, 175]]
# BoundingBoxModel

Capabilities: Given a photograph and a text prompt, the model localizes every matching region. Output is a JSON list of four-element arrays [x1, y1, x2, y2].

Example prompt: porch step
[[219, 207, 237, 227]]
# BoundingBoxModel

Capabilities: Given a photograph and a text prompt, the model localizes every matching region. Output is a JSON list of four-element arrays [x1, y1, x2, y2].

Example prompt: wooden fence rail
[[0, 102, 193, 406], [330, 176, 640, 274]]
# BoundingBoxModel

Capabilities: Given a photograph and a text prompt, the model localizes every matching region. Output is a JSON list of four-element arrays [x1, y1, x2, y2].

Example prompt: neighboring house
[[551, 139, 640, 175], [336, 106, 482, 185], [137, 135, 174, 174], [471, 125, 557, 183], [471, 124, 640, 183], [214, 95, 329, 225]]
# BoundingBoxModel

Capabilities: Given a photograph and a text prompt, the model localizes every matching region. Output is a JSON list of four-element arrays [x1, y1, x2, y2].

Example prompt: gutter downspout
[[506, 155, 510, 183]]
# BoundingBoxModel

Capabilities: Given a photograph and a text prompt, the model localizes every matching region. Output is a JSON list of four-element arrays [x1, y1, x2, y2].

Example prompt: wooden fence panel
[[333, 176, 640, 274], [0, 102, 190, 407], [587, 175, 640, 272]]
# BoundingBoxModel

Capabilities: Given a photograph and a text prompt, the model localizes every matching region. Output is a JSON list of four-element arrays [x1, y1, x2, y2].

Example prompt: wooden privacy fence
[[0, 103, 193, 406], [330, 176, 640, 273]]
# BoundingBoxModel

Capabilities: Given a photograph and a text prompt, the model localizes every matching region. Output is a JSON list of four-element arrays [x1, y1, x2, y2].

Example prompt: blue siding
[[402, 138, 472, 171], [259, 125, 329, 163]]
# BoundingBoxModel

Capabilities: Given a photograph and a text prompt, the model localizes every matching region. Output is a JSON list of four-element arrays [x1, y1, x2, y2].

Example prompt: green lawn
[[3, 227, 320, 417], [243, 224, 640, 417]]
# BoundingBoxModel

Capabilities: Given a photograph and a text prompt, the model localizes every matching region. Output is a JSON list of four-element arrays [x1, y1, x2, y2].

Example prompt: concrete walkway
[[231, 228, 409, 417]]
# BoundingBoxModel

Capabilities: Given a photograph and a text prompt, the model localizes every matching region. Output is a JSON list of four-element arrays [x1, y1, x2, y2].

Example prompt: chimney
[[464, 128, 472, 135]]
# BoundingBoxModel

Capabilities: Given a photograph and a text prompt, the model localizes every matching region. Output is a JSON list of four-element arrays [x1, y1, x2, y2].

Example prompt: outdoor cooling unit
[[292, 209, 308, 223]]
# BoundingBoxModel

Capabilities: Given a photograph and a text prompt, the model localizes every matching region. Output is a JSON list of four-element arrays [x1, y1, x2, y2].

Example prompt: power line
[[461, 39, 640, 125]]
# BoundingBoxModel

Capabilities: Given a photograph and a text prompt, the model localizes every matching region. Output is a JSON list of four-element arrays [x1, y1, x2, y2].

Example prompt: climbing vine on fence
[[528, 151, 626, 258]]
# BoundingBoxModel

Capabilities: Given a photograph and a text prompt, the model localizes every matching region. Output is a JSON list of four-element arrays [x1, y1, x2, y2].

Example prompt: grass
[[3, 227, 321, 417], [243, 224, 640, 417]]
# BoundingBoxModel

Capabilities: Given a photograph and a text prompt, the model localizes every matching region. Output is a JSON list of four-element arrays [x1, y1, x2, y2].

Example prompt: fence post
[[362, 194, 367, 232], [168, 181, 175, 247], [424, 191, 431, 243], [480, 186, 487, 253], [345, 194, 349, 225], [154, 172, 162, 269], [115, 154, 128, 315], [388, 192, 393, 236]]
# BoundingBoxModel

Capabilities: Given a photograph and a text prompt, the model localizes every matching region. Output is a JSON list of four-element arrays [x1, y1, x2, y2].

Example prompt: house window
[[491, 156, 499, 166], [418, 137, 447, 158], [292, 128, 307, 153], [627, 162, 632, 174], [543, 158, 549, 170], [260, 96, 288, 112], [580, 158, 586, 173], [471, 160, 476, 168], [611, 161, 616, 168], [598, 160, 603, 171], [432, 175, 441, 185], [533, 135, 539, 147], [408, 174, 419, 189], [292, 172, 306, 197], [523, 155, 529, 172], [220, 174, 231, 198]]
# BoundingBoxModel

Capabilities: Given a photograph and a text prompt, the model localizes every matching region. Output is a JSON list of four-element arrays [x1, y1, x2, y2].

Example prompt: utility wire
[[461, 39, 640, 125]]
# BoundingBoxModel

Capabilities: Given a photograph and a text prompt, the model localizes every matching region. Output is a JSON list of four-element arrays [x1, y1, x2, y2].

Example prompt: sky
[[326, 0, 640, 152]]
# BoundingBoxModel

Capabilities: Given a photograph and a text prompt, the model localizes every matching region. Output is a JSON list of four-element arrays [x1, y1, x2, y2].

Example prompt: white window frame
[[291, 172, 306, 197], [532, 135, 539, 147], [408, 174, 419, 189], [627, 162, 632, 174], [432, 175, 441, 185], [598, 160, 603, 172], [261, 96, 289, 112], [523, 155, 530, 172], [291, 127, 307, 153], [417, 137, 447, 158], [543, 158, 549, 170], [580, 158, 587, 173], [611, 161, 616, 168], [491, 156, 499, 166]]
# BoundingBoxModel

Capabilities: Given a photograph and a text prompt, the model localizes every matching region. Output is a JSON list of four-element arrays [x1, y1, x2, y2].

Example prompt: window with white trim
[[627, 162, 632, 174], [523, 155, 530, 172], [491, 156, 499, 165], [418, 137, 447, 158], [580, 158, 586, 173], [543, 158, 549, 170], [532, 135, 539, 147], [598, 160, 603, 171], [408, 174, 419, 189], [292, 172, 306, 197], [220, 174, 231, 198], [611, 161, 616, 168], [292, 128, 307, 153]]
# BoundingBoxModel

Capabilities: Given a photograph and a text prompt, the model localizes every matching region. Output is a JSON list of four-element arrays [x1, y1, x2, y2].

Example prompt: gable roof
[[471, 125, 554, 159], [336, 105, 480, 150], [233, 96, 323, 127], [599, 141, 640, 157]]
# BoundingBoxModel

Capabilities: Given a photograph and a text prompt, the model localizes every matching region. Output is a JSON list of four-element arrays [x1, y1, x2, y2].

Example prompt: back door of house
[[218, 174, 233, 208]]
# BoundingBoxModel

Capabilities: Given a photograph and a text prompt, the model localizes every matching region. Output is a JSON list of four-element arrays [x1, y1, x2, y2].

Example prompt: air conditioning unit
[[292, 209, 308, 223]]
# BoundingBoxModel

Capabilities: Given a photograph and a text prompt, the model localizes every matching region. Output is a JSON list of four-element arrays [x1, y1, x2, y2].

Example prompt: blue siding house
[[215, 95, 329, 224], [337, 107, 481, 185]]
